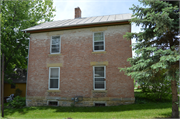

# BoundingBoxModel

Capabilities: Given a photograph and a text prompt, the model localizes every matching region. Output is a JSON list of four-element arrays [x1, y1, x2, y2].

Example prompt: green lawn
[[4, 102, 173, 118], [2, 90, 176, 118]]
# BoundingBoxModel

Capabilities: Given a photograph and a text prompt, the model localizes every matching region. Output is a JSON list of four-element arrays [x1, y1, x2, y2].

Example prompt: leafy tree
[[1, 0, 56, 81], [120, 0, 179, 118]]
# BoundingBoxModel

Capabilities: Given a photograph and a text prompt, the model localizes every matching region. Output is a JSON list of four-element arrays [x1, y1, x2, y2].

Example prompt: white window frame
[[49, 67, 60, 90], [93, 66, 106, 90], [50, 35, 61, 54], [93, 32, 105, 52]]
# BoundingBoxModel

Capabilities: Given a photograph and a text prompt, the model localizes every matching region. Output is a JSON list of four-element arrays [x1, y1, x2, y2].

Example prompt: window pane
[[95, 81, 104, 89], [52, 44, 59, 47], [50, 68, 59, 78], [51, 47, 59, 53], [95, 46, 104, 50], [95, 67, 104, 77], [95, 78, 104, 81], [94, 33, 104, 41], [94, 71, 104, 77], [50, 79, 58, 88], [52, 36, 60, 45], [94, 42, 104, 46]]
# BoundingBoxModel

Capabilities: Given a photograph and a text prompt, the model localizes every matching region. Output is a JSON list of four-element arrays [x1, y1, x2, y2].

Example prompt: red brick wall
[[27, 24, 134, 99]]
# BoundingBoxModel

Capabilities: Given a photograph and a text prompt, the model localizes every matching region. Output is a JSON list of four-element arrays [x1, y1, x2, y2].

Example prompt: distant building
[[4, 69, 27, 97]]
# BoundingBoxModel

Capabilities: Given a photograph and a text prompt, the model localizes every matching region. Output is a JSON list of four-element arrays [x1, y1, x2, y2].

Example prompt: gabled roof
[[24, 13, 132, 33]]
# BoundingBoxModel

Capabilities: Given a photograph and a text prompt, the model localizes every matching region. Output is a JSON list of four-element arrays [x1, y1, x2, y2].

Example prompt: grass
[[4, 103, 173, 118], [2, 89, 176, 118]]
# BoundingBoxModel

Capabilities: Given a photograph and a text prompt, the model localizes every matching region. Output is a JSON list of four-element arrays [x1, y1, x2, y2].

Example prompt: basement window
[[95, 103, 106, 106], [48, 101, 58, 106]]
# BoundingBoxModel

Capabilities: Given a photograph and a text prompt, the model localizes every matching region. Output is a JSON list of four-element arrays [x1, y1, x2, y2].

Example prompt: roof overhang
[[24, 20, 131, 33]]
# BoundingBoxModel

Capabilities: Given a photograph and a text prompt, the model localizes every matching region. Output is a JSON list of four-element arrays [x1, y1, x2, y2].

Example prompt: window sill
[[92, 51, 106, 54], [92, 90, 107, 93], [47, 90, 61, 92], [48, 54, 61, 56]]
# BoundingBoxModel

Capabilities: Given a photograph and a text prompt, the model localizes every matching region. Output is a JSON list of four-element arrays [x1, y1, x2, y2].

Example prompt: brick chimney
[[75, 7, 81, 18]]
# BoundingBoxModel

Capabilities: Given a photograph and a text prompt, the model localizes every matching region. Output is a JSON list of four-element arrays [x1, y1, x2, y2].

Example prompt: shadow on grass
[[154, 112, 172, 118], [4, 102, 172, 117], [4, 90, 172, 118], [134, 91, 172, 103]]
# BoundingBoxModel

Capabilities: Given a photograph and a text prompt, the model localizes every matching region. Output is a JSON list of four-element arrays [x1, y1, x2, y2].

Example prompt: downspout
[[25, 30, 30, 107]]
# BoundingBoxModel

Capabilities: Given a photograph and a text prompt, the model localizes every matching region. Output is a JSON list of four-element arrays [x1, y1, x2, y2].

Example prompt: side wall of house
[[26, 24, 134, 106]]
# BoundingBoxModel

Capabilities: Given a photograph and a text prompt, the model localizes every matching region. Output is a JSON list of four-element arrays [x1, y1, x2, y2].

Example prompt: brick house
[[24, 7, 134, 106]]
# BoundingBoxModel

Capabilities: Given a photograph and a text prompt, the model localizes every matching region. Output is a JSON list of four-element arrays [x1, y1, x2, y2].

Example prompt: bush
[[8, 96, 26, 108], [135, 93, 148, 104], [15, 88, 22, 96], [139, 70, 172, 102], [71, 102, 75, 107], [141, 78, 171, 101]]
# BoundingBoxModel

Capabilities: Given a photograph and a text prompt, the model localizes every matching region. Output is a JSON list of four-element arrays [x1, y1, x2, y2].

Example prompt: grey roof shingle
[[24, 13, 132, 31]]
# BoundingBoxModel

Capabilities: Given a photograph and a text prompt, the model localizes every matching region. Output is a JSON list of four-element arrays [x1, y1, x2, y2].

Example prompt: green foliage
[[120, 0, 179, 82], [15, 88, 22, 96], [134, 88, 171, 104], [138, 69, 172, 101], [120, 1, 179, 117], [1, 0, 56, 81], [134, 92, 148, 104], [4, 102, 174, 118], [141, 79, 172, 101], [71, 102, 75, 107], [8, 96, 26, 108]]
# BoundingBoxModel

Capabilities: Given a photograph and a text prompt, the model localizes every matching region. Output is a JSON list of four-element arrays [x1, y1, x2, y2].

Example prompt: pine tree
[[120, 0, 179, 118]]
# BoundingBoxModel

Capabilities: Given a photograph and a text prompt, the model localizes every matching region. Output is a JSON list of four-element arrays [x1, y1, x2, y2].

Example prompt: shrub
[[15, 88, 22, 96], [71, 102, 75, 107], [139, 70, 172, 102], [8, 96, 26, 108]]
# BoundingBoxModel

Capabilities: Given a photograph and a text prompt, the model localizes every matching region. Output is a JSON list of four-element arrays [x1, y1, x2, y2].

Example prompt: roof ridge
[[52, 13, 132, 22]]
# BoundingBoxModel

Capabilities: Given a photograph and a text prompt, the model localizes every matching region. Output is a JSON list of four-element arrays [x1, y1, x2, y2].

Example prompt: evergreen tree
[[120, 0, 179, 118]]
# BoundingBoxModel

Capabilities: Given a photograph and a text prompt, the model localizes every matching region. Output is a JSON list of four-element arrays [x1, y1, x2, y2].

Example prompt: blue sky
[[53, 0, 143, 56]]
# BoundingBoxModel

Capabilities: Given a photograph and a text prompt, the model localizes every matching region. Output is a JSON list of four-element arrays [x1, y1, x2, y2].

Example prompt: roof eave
[[24, 19, 131, 33]]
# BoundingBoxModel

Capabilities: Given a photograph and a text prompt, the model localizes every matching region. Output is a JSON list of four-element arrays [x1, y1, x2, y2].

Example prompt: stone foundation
[[26, 96, 135, 107]]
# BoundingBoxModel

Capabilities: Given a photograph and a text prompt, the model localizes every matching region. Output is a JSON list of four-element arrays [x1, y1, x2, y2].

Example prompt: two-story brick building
[[24, 7, 134, 106]]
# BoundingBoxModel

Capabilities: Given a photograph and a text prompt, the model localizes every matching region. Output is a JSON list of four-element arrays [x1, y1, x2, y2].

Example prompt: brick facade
[[26, 24, 134, 106]]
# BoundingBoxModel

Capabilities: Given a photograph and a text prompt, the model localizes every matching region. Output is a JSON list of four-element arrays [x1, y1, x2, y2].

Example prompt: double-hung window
[[93, 66, 106, 90], [49, 67, 60, 90], [51, 36, 61, 54], [93, 32, 105, 51]]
